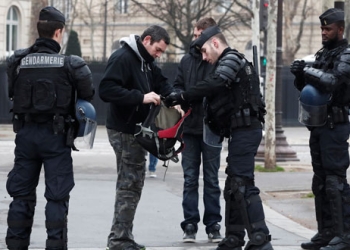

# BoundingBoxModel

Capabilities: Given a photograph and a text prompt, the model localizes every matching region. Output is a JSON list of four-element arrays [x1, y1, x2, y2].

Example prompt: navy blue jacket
[[172, 46, 214, 135]]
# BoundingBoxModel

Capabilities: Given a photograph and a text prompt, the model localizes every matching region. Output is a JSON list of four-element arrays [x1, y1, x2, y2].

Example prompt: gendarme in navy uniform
[[291, 8, 350, 250], [5, 6, 94, 250], [165, 26, 272, 250]]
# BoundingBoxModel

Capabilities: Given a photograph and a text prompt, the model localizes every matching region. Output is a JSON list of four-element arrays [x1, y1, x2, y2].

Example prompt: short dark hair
[[141, 25, 170, 45], [195, 17, 217, 30], [37, 20, 65, 38], [211, 33, 228, 46]]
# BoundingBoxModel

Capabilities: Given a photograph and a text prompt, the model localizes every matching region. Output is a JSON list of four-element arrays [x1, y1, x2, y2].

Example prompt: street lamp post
[[334, 1, 345, 10]]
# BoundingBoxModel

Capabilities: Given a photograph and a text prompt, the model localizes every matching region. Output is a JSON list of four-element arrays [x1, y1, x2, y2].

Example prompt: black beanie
[[39, 6, 65, 25], [193, 25, 222, 51]]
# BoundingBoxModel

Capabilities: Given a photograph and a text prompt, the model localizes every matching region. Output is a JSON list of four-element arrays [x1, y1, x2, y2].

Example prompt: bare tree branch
[[129, 0, 251, 54], [284, 0, 311, 63]]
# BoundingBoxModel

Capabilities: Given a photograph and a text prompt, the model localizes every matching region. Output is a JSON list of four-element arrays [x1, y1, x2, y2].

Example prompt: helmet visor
[[74, 117, 97, 149], [203, 118, 222, 148], [298, 101, 327, 126]]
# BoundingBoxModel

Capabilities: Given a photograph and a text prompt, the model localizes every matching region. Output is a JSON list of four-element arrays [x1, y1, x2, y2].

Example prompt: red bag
[[134, 102, 191, 162]]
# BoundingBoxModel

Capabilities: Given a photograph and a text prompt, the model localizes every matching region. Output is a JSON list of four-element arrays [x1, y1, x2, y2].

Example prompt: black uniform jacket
[[99, 35, 173, 134], [182, 48, 229, 102]]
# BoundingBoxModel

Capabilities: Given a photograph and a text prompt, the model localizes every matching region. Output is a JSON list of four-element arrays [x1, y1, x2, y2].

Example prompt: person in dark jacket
[[5, 6, 94, 250], [291, 8, 350, 250], [99, 25, 174, 250], [165, 26, 273, 250], [172, 17, 223, 243]]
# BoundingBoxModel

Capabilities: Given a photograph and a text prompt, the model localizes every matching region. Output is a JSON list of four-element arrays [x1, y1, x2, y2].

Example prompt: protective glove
[[164, 92, 185, 107], [290, 60, 306, 78]]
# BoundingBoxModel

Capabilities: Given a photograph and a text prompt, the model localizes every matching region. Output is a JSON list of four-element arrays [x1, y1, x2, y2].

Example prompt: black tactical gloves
[[290, 60, 306, 78], [164, 92, 185, 107]]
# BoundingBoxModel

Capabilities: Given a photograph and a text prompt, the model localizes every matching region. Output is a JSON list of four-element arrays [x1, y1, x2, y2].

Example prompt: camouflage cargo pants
[[107, 129, 147, 249]]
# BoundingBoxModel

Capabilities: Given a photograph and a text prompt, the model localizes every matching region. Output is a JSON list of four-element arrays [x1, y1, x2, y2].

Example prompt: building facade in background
[[0, 0, 323, 62]]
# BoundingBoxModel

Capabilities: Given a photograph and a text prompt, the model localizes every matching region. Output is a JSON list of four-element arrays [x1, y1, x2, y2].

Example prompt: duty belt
[[327, 106, 349, 128], [230, 108, 260, 129]]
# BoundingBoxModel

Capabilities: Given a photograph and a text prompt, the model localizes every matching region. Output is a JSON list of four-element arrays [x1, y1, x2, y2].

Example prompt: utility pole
[[103, 0, 108, 62], [252, 0, 261, 73], [334, 0, 345, 9]]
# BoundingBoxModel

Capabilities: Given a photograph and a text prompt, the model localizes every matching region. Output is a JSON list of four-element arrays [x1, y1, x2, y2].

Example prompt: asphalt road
[[0, 125, 320, 249]]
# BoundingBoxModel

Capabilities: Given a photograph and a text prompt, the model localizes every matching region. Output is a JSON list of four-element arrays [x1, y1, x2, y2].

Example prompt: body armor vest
[[312, 43, 350, 126], [314, 43, 350, 105], [205, 50, 265, 137], [12, 53, 73, 116]]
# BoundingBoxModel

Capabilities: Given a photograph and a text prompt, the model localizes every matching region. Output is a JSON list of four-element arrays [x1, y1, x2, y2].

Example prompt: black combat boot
[[107, 241, 145, 250], [301, 231, 334, 250], [320, 234, 350, 250], [216, 235, 245, 250]]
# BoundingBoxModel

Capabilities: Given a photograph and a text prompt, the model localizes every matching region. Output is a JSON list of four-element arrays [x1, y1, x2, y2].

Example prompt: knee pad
[[245, 232, 272, 250], [249, 232, 271, 245], [231, 176, 248, 201], [223, 175, 252, 202], [7, 190, 37, 236]]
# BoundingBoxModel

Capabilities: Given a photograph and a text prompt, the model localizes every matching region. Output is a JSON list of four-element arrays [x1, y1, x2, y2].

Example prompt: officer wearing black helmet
[[165, 26, 272, 250], [5, 6, 94, 250], [291, 8, 350, 250]]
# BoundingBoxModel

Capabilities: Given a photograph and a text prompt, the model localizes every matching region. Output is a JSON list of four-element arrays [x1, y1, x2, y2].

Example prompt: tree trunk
[[252, 0, 260, 61], [264, 0, 277, 169], [30, 0, 49, 44]]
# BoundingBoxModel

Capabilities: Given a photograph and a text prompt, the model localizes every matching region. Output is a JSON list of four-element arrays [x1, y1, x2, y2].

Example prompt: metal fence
[[0, 62, 301, 126]]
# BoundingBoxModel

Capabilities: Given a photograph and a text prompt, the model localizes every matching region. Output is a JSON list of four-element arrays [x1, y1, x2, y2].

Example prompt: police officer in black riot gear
[[165, 26, 273, 250], [5, 6, 94, 250], [291, 8, 350, 250]]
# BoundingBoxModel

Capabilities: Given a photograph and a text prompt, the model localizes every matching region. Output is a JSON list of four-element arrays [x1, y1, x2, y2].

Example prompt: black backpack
[[134, 102, 191, 162]]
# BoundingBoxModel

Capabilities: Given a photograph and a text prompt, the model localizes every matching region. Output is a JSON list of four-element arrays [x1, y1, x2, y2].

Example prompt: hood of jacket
[[119, 34, 153, 72]]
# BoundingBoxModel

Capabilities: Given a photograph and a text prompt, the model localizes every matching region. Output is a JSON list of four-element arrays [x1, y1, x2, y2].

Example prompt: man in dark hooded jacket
[[172, 17, 223, 243], [99, 25, 173, 250]]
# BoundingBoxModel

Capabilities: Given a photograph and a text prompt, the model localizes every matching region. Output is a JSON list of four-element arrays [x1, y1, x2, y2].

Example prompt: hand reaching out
[[143, 92, 161, 105]]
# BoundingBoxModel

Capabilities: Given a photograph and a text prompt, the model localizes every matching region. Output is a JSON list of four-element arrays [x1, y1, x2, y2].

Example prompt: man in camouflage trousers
[[99, 25, 174, 250]]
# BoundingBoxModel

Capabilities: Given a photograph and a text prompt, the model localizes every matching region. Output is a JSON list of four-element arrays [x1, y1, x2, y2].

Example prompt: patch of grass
[[254, 165, 285, 172], [301, 192, 314, 198]]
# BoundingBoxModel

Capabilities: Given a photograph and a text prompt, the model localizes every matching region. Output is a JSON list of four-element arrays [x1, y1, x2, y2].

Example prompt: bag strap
[[143, 104, 161, 127]]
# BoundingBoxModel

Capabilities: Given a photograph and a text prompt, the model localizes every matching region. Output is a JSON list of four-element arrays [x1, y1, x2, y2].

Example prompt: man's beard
[[322, 36, 339, 49]]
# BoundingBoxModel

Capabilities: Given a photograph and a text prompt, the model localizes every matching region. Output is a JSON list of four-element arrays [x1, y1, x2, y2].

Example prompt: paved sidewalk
[[0, 125, 318, 250]]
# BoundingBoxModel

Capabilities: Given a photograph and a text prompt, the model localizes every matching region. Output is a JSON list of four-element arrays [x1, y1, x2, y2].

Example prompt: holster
[[12, 114, 24, 133], [53, 115, 65, 135], [328, 106, 349, 128], [230, 108, 251, 129], [65, 116, 78, 151]]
